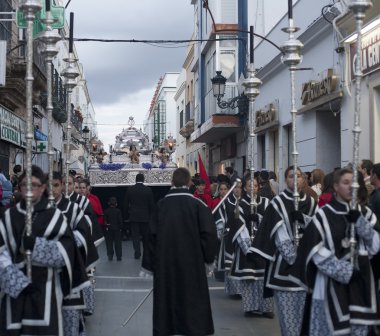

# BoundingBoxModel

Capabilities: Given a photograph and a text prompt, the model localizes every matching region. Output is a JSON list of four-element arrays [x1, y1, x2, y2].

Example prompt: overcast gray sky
[[68, 1, 287, 149], [68, 1, 194, 148]]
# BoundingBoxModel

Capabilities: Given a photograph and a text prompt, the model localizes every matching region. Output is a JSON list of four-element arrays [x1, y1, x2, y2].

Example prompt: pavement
[[85, 240, 281, 336]]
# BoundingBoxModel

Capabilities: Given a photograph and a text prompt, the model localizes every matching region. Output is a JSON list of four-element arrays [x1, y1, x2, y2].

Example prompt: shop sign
[[301, 69, 337, 106], [1, 125, 20, 145], [34, 128, 48, 141], [20, 120, 26, 148], [0, 105, 23, 146], [36, 141, 48, 153], [350, 24, 380, 79], [255, 102, 278, 132]]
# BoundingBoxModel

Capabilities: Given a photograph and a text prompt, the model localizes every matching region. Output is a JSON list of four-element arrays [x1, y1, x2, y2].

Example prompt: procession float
[[88, 117, 177, 202]]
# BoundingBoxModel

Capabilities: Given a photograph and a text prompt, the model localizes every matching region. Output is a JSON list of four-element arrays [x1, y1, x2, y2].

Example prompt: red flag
[[198, 152, 210, 188]]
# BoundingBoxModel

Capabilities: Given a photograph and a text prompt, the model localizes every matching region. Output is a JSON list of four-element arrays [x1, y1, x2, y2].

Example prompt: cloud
[[94, 87, 155, 149], [69, 1, 194, 104]]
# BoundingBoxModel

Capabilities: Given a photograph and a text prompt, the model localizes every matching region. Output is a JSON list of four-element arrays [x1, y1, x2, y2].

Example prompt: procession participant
[[124, 173, 154, 271], [79, 179, 105, 234], [53, 173, 99, 271], [0, 165, 88, 336], [290, 168, 380, 335], [52, 171, 97, 336], [65, 175, 103, 317], [370, 163, 380, 224], [229, 177, 273, 318], [257, 170, 275, 200], [223, 182, 244, 296], [66, 175, 104, 247], [250, 166, 317, 336], [310, 168, 325, 197], [193, 178, 214, 208], [104, 196, 123, 261], [318, 172, 335, 207], [360, 159, 374, 195], [213, 181, 229, 280], [74, 179, 80, 194], [145, 167, 217, 336]]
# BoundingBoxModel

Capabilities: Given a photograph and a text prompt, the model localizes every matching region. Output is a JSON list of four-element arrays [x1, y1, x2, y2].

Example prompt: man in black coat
[[145, 167, 217, 336], [124, 173, 155, 263]]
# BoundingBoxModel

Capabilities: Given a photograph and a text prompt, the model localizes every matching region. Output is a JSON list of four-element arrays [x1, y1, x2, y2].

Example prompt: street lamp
[[82, 125, 90, 176], [211, 71, 248, 112], [82, 125, 90, 141], [62, 12, 79, 196]]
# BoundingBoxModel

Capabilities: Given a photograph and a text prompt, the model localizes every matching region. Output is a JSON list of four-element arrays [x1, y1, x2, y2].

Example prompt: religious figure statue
[[155, 147, 169, 164], [129, 145, 140, 164]]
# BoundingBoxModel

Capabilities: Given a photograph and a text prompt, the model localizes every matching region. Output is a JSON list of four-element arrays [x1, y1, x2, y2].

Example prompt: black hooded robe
[[146, 188, 218, 336], [0, 198, 88, 336]]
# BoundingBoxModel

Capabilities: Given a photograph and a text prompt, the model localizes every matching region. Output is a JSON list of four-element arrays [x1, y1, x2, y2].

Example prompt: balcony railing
[[185, 102, 194, 123], [40, 68, 67, 123], [71, 108, 83, 133]]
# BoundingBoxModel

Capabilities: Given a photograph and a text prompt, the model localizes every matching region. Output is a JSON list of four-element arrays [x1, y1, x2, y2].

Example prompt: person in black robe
[[104, 196, 123, 261], [52, 172, 98, 336], [228, 176, 273, 317], [249, 165, 318, 336], [223, 183, 244, 296], [0, 165, 88, 336], [65, 175, 104, 247], [64, 174, 103, 315], [213, 182, 229, 274], [145, 167, 218, 336], [290, 167, 380, 335], [124, 173, 155, 268]]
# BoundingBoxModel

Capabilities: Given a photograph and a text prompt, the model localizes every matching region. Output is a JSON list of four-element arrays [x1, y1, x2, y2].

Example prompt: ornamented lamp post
[[349, 0, 372, 265], [82, 125, 90, 176], [242, 26, 262, 240], [38, 0, 61, 206], [61, 12, 79, 196], [19, 0, 42, 280], [281, 0, 303, 245]]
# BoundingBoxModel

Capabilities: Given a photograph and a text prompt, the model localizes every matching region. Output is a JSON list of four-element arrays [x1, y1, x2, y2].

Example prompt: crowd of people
[[187, 160, 380, 336], [2, 159, 380, 335], [0, 166, 105, 336]]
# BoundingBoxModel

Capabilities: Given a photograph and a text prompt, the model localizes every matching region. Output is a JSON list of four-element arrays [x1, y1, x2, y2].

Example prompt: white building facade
[[252, 0, 380, 187], [145, 73, 179, 152]]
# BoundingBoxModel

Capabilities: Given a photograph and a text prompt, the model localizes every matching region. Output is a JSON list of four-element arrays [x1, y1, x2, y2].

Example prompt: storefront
[[297, 69, 343, 173], [346, 20, 380, 162], [254, 100, 279, 173], [0, 105, 25, 175]]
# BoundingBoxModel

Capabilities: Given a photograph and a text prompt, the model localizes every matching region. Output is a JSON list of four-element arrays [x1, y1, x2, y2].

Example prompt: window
[[257, 135, 266, 169]]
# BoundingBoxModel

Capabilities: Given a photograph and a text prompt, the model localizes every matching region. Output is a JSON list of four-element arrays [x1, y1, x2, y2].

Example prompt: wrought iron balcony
[[40, 69, 67, 123]]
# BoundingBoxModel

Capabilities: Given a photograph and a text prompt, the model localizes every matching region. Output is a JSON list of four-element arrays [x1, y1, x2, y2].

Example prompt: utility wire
[[70, 37, 244, 44]]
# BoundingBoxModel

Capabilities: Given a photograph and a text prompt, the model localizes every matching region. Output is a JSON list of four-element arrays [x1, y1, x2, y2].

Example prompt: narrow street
[[86, 242, 281, 336]]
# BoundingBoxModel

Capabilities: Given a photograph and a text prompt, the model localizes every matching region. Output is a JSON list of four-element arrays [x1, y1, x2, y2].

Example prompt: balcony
[[190, 114, 242, 143], [71, 108, 83, 136], [63, 133, 80, 151], [40, 69, 67, 123]]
